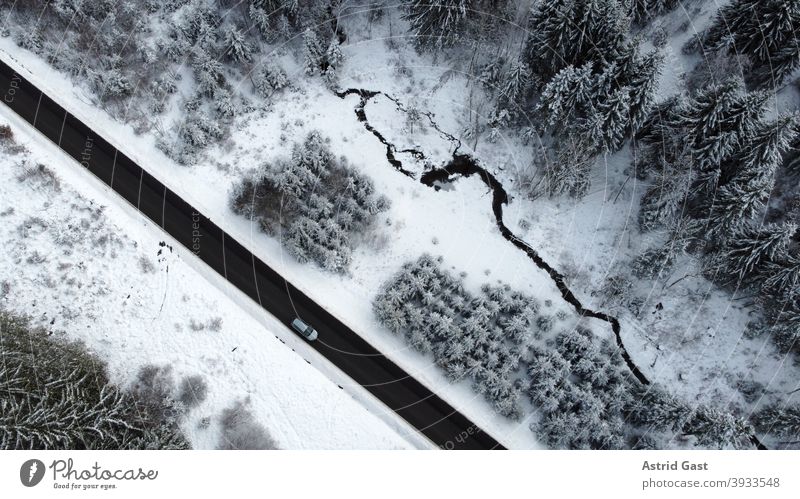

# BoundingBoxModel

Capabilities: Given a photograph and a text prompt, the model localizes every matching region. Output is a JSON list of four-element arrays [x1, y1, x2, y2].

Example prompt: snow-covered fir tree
[[705, 0, 800, 86], [223, 26, 253, 63], [626, 49, 665, 130], [754, 405, 800, 442], [253, 62, 289, 99], [587, 87, 632, 152], [705, 114, 800, 237], [525, 0, 630, 82], [629, 0, 678, 24], [538, 63, 595, 132], [303, 28, 325, 75], [708, 221, 798, 285], [685, 406, 754, 449], [404, 0, 469, 50]]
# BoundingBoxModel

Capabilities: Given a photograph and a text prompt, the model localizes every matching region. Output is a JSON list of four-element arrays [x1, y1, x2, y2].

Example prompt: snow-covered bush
[[253, 63, 289, 99], [164, 110, 225, 165]]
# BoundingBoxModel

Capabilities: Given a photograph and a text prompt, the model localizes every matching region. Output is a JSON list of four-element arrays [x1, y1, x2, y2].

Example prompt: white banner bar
[[1, 451, 797, 498]]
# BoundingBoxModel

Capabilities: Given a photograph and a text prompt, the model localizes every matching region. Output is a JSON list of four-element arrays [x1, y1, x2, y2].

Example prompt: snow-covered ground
[[2, 1, 799, 449], [0, 104, 425, 450]]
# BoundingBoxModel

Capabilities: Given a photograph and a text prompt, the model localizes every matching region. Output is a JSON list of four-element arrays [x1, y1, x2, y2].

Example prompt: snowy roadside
[[0, 102, 428, 450]]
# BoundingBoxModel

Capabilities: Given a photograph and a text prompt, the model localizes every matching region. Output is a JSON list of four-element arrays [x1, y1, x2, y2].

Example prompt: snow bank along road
[[0, 58, 503, 450]]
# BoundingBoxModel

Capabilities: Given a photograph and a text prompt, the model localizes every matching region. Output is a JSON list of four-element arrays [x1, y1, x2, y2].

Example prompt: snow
[[2, 1, 799, 450], [0, 103, 425, 450]]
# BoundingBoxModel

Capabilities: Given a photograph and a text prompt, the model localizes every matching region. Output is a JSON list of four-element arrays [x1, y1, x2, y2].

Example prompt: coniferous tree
[[587, 87, 632, 152], [763, 252, 800, 296], [224, 26, 253, 63], [638, 165, 694, 231], [705, 114, 800, 237], [705, 0, 800, 86], [253, 63, 289, 99], [525, 0, 630, 82], [685, 406, 754, 449], [680, 78, 743, 156], [542, 135, 596, 197], [248, 5, 271, 37], [626, 383, 692, 433], [495, 60, 531, 121], [192, 48, 225, 97], [404, 0, 469, 50], [303, 28, 324, 75], [754, 405, 800, 442], [538, 63, 596, 132], [709, 222, 798, 284], [768, 294, 800, 353], [696, 89, 770, 176], [626, 50, 665, 130], [629, 0, 678, 24]]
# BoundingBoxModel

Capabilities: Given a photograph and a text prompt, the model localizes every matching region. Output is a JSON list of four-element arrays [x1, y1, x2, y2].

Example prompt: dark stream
[[337, 87, 651, 385]]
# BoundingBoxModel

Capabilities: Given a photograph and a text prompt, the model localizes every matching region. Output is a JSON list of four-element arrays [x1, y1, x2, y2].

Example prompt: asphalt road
[[0, 58, 504, 450]]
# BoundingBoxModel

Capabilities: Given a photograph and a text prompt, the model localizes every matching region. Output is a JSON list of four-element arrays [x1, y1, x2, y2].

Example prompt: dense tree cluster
[[373, 254, 542, 417], [530, 330, 755, 449], [230, 131, 389, 273], [515, 0, 664, 197], [703, 0, 800, 87], [628, 0, 679, 24], [636, 76, 800, 356], [374, 256, 759, 448], [0, 312, 189, 450], [0, 0, 341, 164], [753, 405, 800, 447], [403, 0, 469, 50], [528, 329, 633, 448], [403, 0, 507, 51]]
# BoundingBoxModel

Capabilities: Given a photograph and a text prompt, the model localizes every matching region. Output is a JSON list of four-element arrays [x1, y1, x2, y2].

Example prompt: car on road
[[291, 318, 318, 341]]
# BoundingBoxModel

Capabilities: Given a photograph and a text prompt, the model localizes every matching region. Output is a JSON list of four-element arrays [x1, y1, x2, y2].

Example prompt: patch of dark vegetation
[[752, 405, 800, 449], [0, 312, 189, 450], [0, 123, 12, 140]]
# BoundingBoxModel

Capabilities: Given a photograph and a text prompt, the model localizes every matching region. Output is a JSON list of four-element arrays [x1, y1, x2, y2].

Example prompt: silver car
[[291, 317, 318, 341]]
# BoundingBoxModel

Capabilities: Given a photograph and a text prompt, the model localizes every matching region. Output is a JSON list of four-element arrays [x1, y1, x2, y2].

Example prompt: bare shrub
[[207, 317, 223, 332], [217, 401, 278, 450], [16, 162, 61, 192], [0, 124, 12, 141], [178, 375, 208, 409], [130, 364, 181, 422], [138, 255, 157, 274]]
